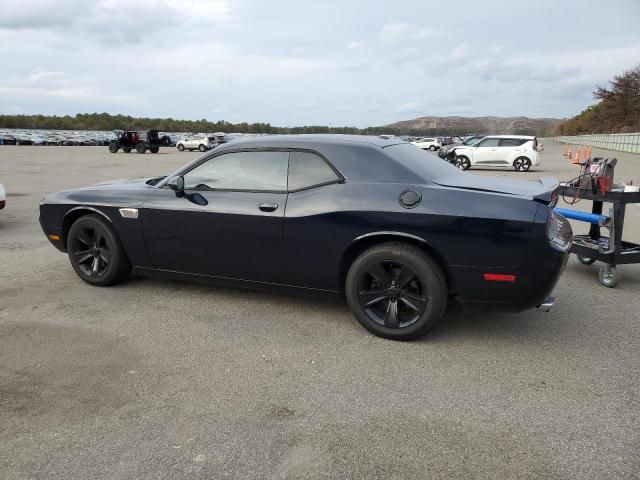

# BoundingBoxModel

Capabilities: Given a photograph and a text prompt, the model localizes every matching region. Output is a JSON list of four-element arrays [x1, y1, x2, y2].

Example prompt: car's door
[[141, 150, 289, 282], [280, 150, 344, 289], [472, 137, 500, 164], [498, 138, 526, 164]]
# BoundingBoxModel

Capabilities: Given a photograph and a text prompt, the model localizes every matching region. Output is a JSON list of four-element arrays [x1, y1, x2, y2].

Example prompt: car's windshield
[[463, 137, 482, 145], [384, 143, 461, 181]]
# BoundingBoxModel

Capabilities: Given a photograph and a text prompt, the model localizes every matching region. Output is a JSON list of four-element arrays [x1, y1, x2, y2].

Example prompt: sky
[[1, 0, 639, 127]]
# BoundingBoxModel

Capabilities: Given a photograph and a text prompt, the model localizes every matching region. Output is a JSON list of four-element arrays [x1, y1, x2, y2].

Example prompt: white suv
[[177, 135, 216, 152], [453, 135, 540, 171], [411, 137, 441, 151]]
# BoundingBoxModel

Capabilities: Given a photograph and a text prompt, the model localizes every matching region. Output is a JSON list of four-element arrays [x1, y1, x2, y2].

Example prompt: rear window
[[384, 143, 461, 181]]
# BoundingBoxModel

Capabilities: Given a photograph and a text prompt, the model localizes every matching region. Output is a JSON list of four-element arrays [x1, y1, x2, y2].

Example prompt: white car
[[176, 135, 217, 152], [411, 137, 441, 151], [0, 182, 5, 209], [452, 135, 540, 171]]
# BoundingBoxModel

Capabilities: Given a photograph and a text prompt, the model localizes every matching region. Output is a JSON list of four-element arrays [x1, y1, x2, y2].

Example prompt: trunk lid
[[434, 173, 559, 205]]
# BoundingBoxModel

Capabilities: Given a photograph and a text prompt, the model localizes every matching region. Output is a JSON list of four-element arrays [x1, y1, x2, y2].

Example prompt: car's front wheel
[[198, 144, 206, 152], [345, 242, 447, 340], [513, 157, 532, 171], [108, 142, 118, 153], [136, 143, 147, 154], [429, 145, 437, 151], [455, 155, 471, 170], [67, 214, 131, 286]]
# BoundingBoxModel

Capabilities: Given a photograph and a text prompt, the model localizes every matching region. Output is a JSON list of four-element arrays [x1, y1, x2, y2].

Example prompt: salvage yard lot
[[1, 142, 639, 479]]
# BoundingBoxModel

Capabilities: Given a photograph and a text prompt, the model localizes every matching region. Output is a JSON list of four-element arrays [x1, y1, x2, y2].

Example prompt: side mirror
[[168, 176, 185, 197]]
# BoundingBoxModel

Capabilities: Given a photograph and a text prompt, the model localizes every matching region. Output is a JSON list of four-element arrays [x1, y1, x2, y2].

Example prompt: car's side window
[[183, 151, 289, 191], [288, 151, 340, 191], [499, 138, 525, 147], [477, 138, 500, 147]]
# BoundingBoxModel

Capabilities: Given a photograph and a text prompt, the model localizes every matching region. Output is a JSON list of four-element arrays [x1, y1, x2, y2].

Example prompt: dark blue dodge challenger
[[40, 135, 572, 340]]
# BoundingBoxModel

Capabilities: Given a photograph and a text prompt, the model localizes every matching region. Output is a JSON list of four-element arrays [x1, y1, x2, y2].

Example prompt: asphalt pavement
[[1, 141, 638, 479]]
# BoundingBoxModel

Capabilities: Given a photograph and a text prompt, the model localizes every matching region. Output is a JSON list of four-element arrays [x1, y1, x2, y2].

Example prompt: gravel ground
[[1, 142, 639, 479]]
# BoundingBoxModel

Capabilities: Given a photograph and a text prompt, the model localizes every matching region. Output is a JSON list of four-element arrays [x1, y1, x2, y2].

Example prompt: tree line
[[0, 112, 402, 136], [554, 63, 640, 135]]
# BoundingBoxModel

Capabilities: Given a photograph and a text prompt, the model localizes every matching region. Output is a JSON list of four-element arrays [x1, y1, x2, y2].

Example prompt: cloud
[[380, 23, 440, 44]]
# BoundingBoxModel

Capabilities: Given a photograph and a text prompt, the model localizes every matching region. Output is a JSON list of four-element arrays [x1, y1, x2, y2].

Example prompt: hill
[[384, 116, 562, 136]]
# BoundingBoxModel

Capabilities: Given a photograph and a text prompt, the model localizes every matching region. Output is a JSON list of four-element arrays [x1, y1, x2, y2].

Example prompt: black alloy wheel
[[70, 226, 110, 278], [513, 157, 531, 172], [136, 142, 147, 153], [67, 214, 131, 286], [346, 243, 447, 340], [356, 261, 426, 329], [455, 156, 471, 170]]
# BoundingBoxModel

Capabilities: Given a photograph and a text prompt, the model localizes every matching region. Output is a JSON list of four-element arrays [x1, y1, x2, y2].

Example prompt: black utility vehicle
[[108, 130, 168, 154]]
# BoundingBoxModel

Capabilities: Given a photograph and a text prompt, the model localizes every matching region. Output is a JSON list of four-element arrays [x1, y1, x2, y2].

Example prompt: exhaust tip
[[537, 296, 555, 312]]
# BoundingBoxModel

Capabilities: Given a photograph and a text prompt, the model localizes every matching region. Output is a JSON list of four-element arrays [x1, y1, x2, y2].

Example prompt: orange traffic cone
[[566, 146, 572, 159], [586, 145, 592, 161], [574, 148, 581, 164]]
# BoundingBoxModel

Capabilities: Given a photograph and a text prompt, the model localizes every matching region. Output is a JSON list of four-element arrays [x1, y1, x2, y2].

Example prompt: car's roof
[[482, 135, 536, 139], [221, 134, 406, 149]]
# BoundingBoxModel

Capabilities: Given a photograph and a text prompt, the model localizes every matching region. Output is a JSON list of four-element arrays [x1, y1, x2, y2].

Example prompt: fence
[[553, 133, 640, 154]]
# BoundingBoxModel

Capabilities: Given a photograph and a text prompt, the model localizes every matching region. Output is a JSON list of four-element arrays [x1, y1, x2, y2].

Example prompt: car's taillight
[[547, 210, 572, 252]]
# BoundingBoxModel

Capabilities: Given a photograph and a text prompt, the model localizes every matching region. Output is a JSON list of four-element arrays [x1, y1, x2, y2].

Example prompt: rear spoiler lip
[[534, 176, 559, 205]]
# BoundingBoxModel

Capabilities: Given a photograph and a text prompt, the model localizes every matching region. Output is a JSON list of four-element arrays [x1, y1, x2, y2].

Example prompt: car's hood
[[92, 177, 155, 188], [434, 173, 558, 204]]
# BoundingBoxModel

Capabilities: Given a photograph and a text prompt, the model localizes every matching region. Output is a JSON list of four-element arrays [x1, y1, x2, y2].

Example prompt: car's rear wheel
[[177, 144, 185, 151], [150, 146, 160, 153], [67, 214, 131, 286], [455, 155, 471, 170], [345, 242, 447, 340], [198, 144, 206, 152], [513, 157, 531, 171], [429, 145, 437, 151], [108, 143, 118, 153]]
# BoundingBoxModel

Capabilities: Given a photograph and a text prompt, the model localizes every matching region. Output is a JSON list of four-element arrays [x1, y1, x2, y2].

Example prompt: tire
[[345, 242, 447, 340], [198, 144, 206, 152], [136, 143, 146, 154], [513, 157, 531, 172], [108, 142, 118, 153], [577, 254, 596, 265], [150, 146, 160, 153], [177, 144, 185, 152], [455, 155, 471, 170], [598, 265, 619, 288], [123, 147, 132, 153], [429, 145, 436, 151], [66, 214, 131, 286]]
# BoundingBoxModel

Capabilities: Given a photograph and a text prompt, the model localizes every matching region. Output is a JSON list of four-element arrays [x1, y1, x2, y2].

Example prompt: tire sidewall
[[345, 244, 447, 340], [67, 215, 129, 286], [514, 156, 531, 171]]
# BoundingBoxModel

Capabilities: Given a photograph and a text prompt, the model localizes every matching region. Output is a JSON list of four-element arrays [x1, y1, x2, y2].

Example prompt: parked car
[[411, 137, 441, 151], [438, 135, 485, 159], [452, 135, 540, 171], [177, 135, 217, 152], [0, 182, 5, 209], [39, 135, 570, 340]]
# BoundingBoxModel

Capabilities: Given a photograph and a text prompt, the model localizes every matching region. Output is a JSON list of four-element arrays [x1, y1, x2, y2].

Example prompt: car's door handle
[[259, 202, 279, 212]]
